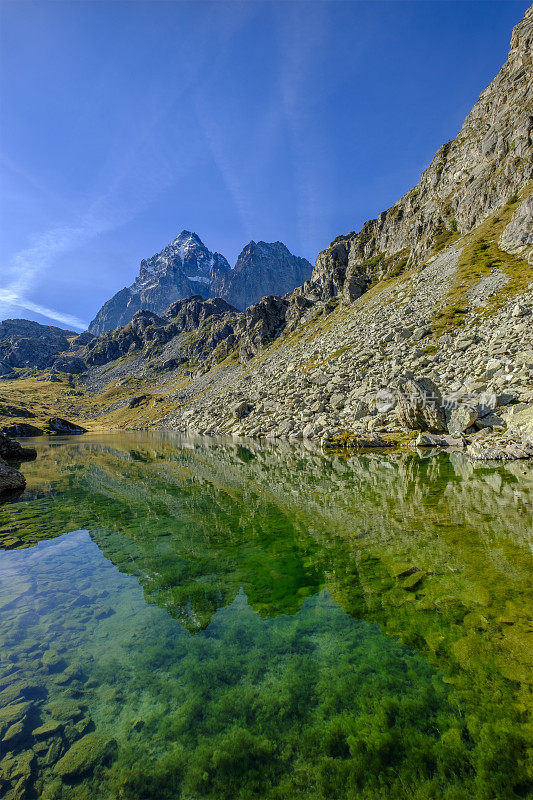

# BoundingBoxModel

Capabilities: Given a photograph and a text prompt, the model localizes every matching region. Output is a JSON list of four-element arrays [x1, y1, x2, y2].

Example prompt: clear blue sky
[[0, 0, 529, 331]]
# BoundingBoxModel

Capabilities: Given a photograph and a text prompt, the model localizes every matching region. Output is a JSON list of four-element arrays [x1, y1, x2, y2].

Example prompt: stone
[[503, 405, 533, 440], [447, 404, 478, 436], [54, 733, 117, 779], [0, 702, 31, 737], [232, 401, 252, 420], [415, 432, 448, 447], [46, 418, 87, 435], [2, 719, 25, 746], [33, 720, 63, 740], [329, 392, 345, 410], [475, 412, 503, 429], [395, 378, 447, 433]]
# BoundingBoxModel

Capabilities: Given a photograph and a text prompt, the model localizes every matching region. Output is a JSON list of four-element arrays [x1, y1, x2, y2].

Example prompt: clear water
[[0, 433, 531, 800]]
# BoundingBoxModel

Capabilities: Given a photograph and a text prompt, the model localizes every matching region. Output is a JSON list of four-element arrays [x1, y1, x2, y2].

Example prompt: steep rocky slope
[[308, 7, 532, 303], [210, 240, 312, 310]]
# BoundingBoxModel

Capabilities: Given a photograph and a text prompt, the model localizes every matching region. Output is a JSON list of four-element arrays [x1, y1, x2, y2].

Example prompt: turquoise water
[[0, 433, 531, 799]]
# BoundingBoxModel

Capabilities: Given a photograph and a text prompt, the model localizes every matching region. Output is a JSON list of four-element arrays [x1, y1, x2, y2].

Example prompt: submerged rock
[[54, 733, 117, 779]]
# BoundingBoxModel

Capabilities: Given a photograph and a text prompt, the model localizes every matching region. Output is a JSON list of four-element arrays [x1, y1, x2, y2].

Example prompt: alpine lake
[[0, 432, 531, 800]]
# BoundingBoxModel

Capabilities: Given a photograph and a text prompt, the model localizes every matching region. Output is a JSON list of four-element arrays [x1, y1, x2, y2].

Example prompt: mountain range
[[1, 7, 532, 462], [88, 232, 312, 335]]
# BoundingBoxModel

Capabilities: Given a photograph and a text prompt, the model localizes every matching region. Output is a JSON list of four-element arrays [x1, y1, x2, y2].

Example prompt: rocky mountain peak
[[88, 230, 311, 334], [211, 240, 313, 310], [88, 231, 231, 335]]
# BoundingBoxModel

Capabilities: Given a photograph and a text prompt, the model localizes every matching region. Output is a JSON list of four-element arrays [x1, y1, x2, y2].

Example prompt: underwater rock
[[2, 719, 25, 748], [44, 699, 84, 723], [54, 732, 117, 779], [0, 702, 31, 737], [33, 720, 63, 740]]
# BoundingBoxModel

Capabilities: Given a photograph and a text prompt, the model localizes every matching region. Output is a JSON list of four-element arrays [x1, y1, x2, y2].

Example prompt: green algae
[[0, 432, 531, 799]]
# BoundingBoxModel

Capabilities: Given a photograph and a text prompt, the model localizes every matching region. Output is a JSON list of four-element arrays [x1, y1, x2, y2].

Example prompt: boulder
[[0, 434, 37, 461], [503, 404, 533, 441], [54, 733, 117, 779], [47, 418, 87, 435], [233, 401, 252, 420], [395, 378, 447, 432], [447, 404, 478, 436], [2, 423, 44, 438], [415, 432, 448, 447]]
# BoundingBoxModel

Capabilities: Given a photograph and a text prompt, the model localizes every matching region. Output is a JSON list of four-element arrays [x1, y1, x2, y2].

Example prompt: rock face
[[88, 231, 231, 335], [0, 319, 76, 371], [210, 240, 312, 311], [308, 8, 533, 301]]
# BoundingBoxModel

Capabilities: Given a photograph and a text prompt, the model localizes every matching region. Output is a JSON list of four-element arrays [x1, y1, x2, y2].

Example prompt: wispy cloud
[[0, 213, 117, 330], [0, 289, 88, 330]]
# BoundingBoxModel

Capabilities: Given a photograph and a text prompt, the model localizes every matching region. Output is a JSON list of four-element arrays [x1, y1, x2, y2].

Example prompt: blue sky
[[0, 0, 529, 331]]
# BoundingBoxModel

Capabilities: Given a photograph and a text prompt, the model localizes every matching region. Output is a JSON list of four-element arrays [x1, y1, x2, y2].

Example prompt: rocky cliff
[[210, 240, 312, 310]]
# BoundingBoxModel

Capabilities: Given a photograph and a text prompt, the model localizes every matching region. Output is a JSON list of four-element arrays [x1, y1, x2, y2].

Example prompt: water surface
[[0, 433, 531, 799]]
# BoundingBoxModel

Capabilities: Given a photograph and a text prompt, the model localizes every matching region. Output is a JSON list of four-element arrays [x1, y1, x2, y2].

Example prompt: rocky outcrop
[[0, 434, 37, 462], [1, 423, 44, 438], [0, 319, 76, 371], [499, 194, 533, 257], [85, 297, 239, 368], [47, 419, 87, 435], [84, 293, 310, 375], [0, 433, 36, 496], [210, 240, 312, 310], [88, 231, 231, 335], [308, 8, 532, 302]]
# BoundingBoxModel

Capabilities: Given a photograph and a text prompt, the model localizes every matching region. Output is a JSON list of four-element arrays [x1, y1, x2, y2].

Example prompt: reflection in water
[[0, 433, 531, 799]]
